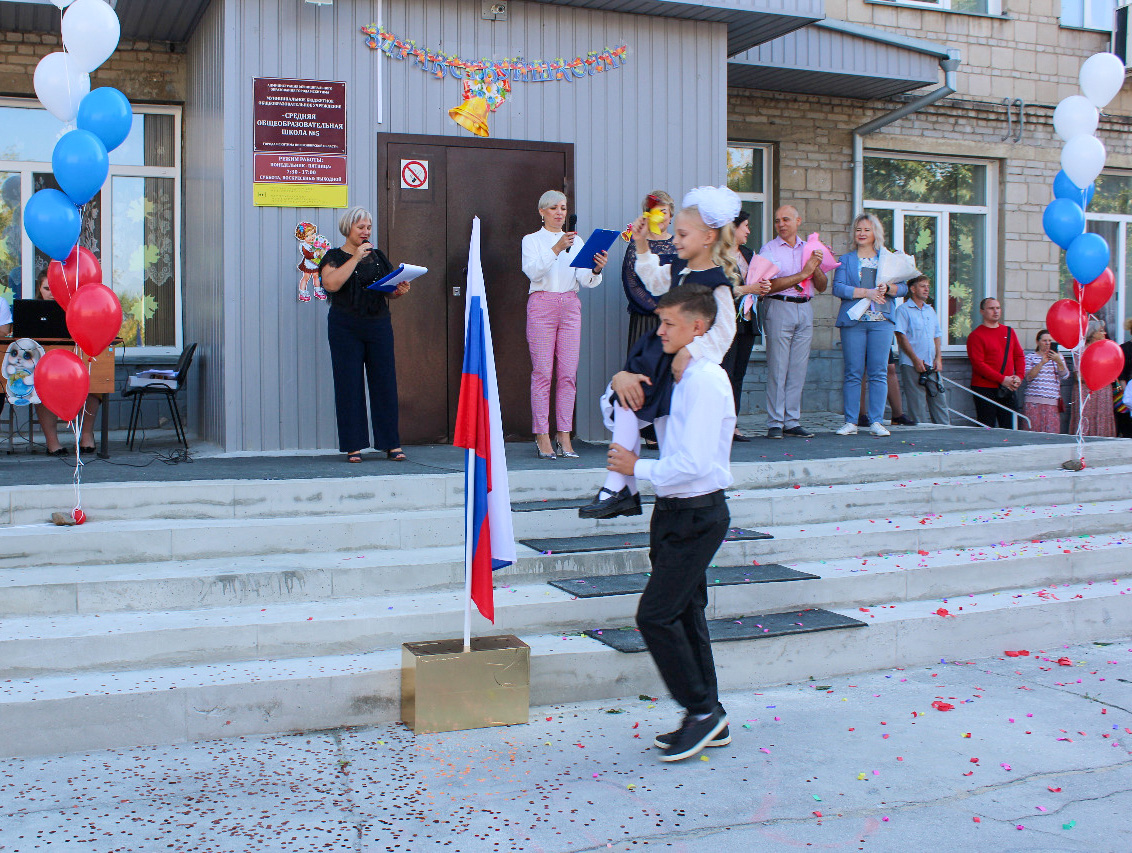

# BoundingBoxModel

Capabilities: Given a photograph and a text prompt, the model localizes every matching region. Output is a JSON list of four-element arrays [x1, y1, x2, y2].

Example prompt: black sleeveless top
[[618, 261, 734, 422], [318, 247, 395, 319]]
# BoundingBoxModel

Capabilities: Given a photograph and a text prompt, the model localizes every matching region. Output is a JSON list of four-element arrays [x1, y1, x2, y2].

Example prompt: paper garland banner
[[362, 25, 628, 137]]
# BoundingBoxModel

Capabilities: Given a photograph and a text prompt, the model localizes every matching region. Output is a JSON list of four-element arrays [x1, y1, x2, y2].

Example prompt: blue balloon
[[52, 129, 109, 207], [1053, 170, 1095, 207], [1066, 232, 1110, 285], [23, 188, 80, 261], [77, 87, 133, 153], [1042, 198, 1085, 250]]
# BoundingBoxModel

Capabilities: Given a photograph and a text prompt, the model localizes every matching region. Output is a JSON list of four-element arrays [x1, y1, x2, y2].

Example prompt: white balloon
[[1061, 134, 1107, 190], [1079, 52, 1126, 108], [32, 52, 91, 123], [61, 0, 121, 73], [50, 0, 77, 7], [1053, 95, 1099, 141]]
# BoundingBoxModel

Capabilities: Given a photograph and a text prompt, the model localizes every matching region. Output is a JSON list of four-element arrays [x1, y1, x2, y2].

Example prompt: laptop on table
[[12, 299, 69, 340]]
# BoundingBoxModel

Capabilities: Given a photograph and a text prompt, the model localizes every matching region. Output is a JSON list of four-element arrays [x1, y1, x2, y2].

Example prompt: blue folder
[[569, 229, 619, 269]]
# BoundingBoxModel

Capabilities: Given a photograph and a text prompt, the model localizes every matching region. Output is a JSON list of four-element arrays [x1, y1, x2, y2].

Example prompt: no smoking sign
[[400, 159, 429, 189]]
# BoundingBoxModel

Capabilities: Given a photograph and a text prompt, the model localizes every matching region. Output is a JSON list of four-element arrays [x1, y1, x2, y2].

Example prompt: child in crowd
[[579, 186, 742, 520], [604, 284, 736, 761]]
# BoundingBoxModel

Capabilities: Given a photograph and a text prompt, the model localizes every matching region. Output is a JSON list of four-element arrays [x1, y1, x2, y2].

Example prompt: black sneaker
[[660, 708, 729, 762], [766, 427, 783, 439], [578, 486, 642, 520], [783, 425, 814, 438], [654, 725, 731, 749], [891, 414, 918, 426]]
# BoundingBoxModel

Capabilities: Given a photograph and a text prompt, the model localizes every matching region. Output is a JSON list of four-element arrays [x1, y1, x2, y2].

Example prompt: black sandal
[[386, 449, 407, 461], [346, 451, 363, 463]]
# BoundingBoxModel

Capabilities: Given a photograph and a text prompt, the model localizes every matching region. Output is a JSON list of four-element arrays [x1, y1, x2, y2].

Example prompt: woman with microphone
[[522, 191, 608, 459], [319, 207, 411, 463]]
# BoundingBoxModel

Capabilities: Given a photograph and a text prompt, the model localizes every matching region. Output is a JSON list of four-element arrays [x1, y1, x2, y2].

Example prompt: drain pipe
[[852, 51, 962, 214]]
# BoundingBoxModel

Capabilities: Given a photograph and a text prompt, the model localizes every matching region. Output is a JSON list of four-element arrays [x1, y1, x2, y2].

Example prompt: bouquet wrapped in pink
[[800, 232, 840, 289], [745, 254, 779, 287]]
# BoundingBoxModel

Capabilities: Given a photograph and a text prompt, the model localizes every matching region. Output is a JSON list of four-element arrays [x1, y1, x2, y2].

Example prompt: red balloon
[[1045, 299, 1085, 349], [1079, 338, 1125, 392], [66, 283, 122, 358], [35, 349, 90, 422], [1073, 268, 1116, 314], [47, 246, 102, 309]]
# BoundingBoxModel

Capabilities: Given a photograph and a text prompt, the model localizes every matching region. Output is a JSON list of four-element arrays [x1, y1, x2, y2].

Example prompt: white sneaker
[[835, 422, 858, 436], [869, 422, 891, 437]]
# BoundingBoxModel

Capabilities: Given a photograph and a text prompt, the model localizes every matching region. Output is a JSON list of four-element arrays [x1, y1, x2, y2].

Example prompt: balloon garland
[[1041, 52, 1128, 469], [22, 0, 128, 523]]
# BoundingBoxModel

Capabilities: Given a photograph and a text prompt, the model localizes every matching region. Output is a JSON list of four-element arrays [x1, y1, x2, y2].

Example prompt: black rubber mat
[[548, 563, 815, 598], [520, 527, 771, 554], [584, 608, 867, 653], [511, 496, 656, 513]]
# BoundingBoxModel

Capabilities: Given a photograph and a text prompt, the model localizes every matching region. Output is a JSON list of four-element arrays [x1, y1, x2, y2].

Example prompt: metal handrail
[[939, 375, 1032, 431]]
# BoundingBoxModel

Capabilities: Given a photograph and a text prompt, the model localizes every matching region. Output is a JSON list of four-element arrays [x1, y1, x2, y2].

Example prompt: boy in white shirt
[[606, 284, 735, 762]]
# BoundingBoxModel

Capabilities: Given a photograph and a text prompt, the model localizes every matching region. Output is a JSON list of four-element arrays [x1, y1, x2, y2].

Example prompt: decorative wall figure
[[3, 338, 45, 406], [296, 221, 330, 302]]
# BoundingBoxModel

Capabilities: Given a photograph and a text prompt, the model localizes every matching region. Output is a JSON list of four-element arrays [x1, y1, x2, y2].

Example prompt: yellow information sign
[[253, 182, 348, 208]]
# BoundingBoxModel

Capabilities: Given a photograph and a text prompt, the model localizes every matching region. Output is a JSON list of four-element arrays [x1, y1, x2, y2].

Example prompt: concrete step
[[4, 461, 1132, 568], [3, 495, 1130, 615], [2, 530, 1128, 679], [2, 439, 1128, 527], [1, 572, 1128, 758]]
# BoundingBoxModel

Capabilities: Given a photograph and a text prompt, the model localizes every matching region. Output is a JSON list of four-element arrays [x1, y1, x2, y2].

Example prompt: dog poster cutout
[[3, 338, 45, 406]]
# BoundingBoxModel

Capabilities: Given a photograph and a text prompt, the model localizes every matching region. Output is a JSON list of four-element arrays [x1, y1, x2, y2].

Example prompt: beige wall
[[0, 31, 185, 103]]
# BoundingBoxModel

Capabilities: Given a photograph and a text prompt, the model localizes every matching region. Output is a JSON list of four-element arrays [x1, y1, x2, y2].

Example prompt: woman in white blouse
[[521, 190, 607, 459]]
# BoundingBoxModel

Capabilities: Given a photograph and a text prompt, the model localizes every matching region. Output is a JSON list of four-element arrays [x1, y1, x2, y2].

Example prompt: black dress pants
[[328, 308, 400, 452], [635, 491, 729, 716], [722, 331, 757, 417], [972, 386, 1016, 429]]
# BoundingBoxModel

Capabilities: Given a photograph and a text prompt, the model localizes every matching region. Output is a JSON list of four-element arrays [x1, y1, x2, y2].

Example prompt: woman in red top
[[965, 297, 1025, 428]]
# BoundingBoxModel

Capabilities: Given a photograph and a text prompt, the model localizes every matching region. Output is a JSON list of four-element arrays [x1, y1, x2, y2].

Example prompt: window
[[0, 99, 181, 351], [872, 0, 1003, 15], [864, 154, 996, 348], [1059, 171, 1131, 343], [726, 143, 773, 254], [1061, 0, 1116, 31]]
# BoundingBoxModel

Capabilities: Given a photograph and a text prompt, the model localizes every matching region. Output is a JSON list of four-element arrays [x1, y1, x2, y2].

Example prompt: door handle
[[452, 287, 461, 296]]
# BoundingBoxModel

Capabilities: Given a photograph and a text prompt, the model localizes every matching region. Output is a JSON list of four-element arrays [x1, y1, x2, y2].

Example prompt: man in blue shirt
[[894, 275, 949, 425]]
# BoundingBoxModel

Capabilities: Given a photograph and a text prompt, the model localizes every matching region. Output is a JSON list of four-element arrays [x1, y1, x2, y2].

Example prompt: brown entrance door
[[378, 134, 573, 444]]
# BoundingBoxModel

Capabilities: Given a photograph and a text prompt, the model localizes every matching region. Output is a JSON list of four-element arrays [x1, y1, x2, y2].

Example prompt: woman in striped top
[[1023, 329, 1068, 433]]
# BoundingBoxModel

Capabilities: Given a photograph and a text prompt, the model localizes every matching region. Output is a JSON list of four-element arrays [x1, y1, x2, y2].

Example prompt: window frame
[[868, 0, 1004, 16], [0, 97, 182, 356], [726, 141, 774, 352], [863, 151, 998, 352], [1059, 0, 1116, 32]]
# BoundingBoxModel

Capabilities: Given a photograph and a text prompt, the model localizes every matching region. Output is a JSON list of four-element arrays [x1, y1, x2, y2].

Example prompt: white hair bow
[[682, 186, 741, 229]]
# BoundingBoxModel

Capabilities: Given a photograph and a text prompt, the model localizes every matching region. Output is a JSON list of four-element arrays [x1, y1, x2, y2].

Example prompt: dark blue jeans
[[327, 308, 400, 452]]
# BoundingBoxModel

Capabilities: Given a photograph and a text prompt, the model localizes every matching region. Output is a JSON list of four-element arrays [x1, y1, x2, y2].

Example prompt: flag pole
[[463, 446, 475, 652]]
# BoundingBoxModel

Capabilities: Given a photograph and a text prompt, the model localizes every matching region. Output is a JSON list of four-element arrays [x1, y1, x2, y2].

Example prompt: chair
[[123, 343, 197, 450]]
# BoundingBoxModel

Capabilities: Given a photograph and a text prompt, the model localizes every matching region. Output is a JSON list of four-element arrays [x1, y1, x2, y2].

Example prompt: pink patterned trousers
[[526, 290, 581, 433]]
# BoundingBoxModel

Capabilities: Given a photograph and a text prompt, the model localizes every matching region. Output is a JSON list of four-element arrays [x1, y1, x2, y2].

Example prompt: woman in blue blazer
[[832, 214, 908, 436]]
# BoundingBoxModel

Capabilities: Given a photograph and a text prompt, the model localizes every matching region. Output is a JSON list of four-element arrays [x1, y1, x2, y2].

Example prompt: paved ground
[[0, 639, 1128, 852], [0, 416, 1101, 487]]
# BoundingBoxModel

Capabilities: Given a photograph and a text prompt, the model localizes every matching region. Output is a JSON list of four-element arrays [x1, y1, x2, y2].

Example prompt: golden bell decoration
[[448, 96, 491, 138]]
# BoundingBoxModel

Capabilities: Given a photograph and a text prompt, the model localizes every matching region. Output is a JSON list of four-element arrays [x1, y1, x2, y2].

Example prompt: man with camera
[[894, 275, 949, 425]]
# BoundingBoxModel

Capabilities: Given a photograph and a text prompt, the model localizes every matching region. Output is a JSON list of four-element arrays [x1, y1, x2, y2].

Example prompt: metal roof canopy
[[0, 0, 821, 51], [728, 18, 953, 99]]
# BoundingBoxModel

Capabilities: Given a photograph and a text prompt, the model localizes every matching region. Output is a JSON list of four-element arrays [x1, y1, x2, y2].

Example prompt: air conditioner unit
[[1114, 2, 1132, 68]]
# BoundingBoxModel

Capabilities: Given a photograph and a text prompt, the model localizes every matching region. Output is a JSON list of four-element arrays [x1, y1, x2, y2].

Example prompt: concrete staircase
[[0, 438, 1130, 758]]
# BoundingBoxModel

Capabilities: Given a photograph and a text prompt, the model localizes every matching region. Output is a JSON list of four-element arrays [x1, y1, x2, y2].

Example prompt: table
[[1, 339, 117, 459]]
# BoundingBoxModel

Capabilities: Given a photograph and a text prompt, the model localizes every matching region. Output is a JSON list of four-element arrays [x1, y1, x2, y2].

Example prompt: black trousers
[[328, 308, 400, 452], [635, 491, 729, 716], [721, 331, 757, 417], [972, 386, 1016, 429]]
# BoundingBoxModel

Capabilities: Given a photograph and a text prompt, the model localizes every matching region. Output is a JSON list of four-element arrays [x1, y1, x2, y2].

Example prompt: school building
[[0, 0, 1127, 450]]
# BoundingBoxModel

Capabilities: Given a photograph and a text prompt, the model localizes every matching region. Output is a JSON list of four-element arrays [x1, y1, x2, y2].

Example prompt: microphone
[[567, 214, 577, 234]]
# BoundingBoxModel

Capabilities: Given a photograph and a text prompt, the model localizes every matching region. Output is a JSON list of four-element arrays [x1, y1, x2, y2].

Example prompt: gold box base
[[401, 635, 530, 734]]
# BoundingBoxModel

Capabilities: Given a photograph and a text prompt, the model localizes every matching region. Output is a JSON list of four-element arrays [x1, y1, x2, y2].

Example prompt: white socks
[[602, 405, 642, 495]]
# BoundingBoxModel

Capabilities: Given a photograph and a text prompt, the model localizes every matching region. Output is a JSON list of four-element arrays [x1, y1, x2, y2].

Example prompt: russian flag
[[453, 217, 515, 624]]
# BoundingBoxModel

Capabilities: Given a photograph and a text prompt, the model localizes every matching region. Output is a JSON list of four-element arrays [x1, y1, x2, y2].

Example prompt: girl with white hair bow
[[580, 186, 741, 520]]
